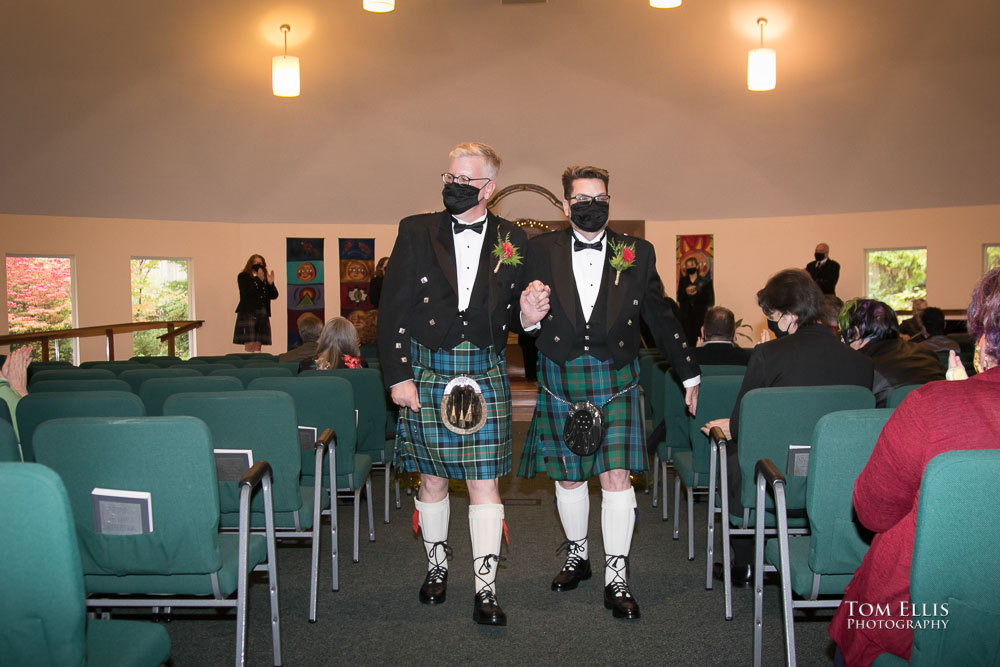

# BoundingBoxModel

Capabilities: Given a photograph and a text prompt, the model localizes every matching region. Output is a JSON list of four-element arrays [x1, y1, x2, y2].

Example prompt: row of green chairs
[[30, 366, 296, 392]]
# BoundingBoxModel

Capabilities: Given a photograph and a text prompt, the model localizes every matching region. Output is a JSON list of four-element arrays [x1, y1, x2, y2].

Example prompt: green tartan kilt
[[519, 353, 644, 481], [395, 340, 512, 480]]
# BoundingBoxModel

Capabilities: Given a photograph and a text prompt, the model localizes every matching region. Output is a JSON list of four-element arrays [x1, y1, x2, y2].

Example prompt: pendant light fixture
[[649, 0, 682, 7], [272, 24, 300, 97], [363, 1, 395, 12], [747, 17, 776, 91]]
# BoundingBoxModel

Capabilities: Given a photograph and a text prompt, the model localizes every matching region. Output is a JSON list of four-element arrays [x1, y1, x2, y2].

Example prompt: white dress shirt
[[453, 212, 488, 312], [571, 229, 607, 322]]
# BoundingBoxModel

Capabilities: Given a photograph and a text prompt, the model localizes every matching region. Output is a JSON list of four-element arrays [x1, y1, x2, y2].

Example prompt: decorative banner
[[676, 234, 714, 285], [286, 238, 325, 349], [339, 238, 377, 344]]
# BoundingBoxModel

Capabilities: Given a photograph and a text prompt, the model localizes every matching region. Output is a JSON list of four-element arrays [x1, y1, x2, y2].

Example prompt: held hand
[[267, 269, 275, 284], [519, 281, 551, 328], [1, 346, 31, 397], [701, 417, 731, 440], [945, 350, 969, 381], [684, 384, 699, 417], [758, 328, 774, 345], [390, 380, 422, 413]]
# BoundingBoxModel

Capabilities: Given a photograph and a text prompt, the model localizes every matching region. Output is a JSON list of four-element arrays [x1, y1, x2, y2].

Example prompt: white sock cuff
[[415, 494, 449, 515], [555, 481, 589, 502], [601, 486, 637, 510], [468, 503, 504, 521]]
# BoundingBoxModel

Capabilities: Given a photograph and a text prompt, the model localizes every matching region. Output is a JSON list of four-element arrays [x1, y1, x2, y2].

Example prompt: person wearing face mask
[[233, 254, 278, 352], [377, 142, 550, 626], [806, 242, 840, 295], [677, 256, 715, 346], [702, 268, 873, 586], [518, 165, 700, 620]]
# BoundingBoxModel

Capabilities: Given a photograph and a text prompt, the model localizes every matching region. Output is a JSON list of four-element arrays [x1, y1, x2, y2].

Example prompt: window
[[130, 258, 192, 358], [985, 244, 1000, 273], [866, 248, 927, 311], [5, 255, 76, 362]]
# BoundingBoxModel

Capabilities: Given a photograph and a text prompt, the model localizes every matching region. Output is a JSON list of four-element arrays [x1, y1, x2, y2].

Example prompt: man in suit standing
[[519, 166, 700, 620], [692, 306, 751, 366], [378, 142, 549, 626], [806, 242, 840, 295]]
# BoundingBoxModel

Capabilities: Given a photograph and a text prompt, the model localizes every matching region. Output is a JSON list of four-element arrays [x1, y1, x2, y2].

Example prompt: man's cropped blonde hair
[[449, 142, 502, 179]]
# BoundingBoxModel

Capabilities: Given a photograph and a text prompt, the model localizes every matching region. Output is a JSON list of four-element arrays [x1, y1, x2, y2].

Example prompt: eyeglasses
[[568, 194, 611, 205], [441, 173, 492, 186]]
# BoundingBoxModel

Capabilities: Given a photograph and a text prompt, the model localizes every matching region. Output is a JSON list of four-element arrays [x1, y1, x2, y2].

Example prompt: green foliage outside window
[[986, 245, 1000, 272], [867, 248, 927, 311], [5, 256, 75, 362], [130, 259, 191, 359]]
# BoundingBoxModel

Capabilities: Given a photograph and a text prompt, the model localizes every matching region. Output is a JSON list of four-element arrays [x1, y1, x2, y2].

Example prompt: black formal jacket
[[730, 323, 873, 439], [677, 274, 715, 310], [805, 259, 840, 295], [524, 227, 699, 383], [860, 338, 944, 407], [693, 341, 752, 366], [235, 273, 278, 315], [377, 210, 528, 387]]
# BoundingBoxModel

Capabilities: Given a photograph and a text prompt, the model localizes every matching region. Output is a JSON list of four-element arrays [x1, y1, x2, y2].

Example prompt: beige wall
[[2, 204, 997, 361]]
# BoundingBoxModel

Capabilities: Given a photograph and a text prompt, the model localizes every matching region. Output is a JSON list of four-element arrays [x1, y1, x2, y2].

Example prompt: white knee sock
[[415, 495, 450, 572], [469, 503, 504, 595], [555, 481, 590, 560], [601, 487, 637, 585]]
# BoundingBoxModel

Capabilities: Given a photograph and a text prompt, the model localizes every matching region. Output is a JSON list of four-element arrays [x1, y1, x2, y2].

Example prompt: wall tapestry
[[339, 238, 376, 344], [286, 237, 325, 348]]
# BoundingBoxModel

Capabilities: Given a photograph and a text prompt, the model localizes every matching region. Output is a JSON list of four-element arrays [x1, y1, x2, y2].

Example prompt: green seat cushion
[[84, 533, 267, 598], [301, 453, 373, 490], [85, 619, 171, 667], [765, 535, 855, 598], [871, 654, 909, 666]]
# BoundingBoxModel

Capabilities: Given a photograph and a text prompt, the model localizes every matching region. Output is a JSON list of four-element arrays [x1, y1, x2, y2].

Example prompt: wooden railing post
[[41, 341, 50, 363], [106, 329, 115, 361], [166, 322, 175, 356]]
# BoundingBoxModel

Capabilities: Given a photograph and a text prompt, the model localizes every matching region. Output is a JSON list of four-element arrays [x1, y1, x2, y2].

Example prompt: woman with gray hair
[[299, 317, 364, 371]]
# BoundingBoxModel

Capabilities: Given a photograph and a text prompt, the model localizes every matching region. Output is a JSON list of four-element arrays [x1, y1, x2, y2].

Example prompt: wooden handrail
[[0, 320, 204, 362]]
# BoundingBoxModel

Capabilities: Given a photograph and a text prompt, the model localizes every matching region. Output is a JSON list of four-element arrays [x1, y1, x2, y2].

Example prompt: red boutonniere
[[491, 232, 523, 273], [608, 239, 636, 286]]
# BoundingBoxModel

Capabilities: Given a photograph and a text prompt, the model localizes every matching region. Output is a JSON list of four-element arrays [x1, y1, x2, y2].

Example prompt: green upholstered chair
[[709, 385, 875, 620], [15, 391, 145, 462], [0, 398, 10, 424], [25, 360, 74, 380], [249, 376, 375, 603], [29, 368, 115, 386], [128, 355, 182, 367], [31, 379, 133, 393], [224, 353, 279, 362], [0, 420, 20, 461], [671, 374, 743, 571], [32, 417, 279, 667], [190, 355, 234, 363], [646, 359, 670, 508], [208, 367, 294, 387], [0, 462, 171, 666], [164, 390, 319, 620], [753, 409, 892, 667], [872, 449, 1000, 666], [79, 361, 150, 375], [118, 367, 201, 394], [137, 376, 243, 416], [886, 383, 923, 408], [300, 368, 397, 523]]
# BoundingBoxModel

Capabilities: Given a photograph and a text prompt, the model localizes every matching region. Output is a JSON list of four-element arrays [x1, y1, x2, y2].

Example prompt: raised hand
[[1, 346, 31, 397], [519, 280, 551, 328]]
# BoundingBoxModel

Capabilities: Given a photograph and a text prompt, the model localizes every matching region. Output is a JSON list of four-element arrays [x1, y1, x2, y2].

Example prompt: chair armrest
[[240, 460, 273, 489], [708, 426, 727, 446], [755, 458, 785, 489], [315, 427, 335, 451]]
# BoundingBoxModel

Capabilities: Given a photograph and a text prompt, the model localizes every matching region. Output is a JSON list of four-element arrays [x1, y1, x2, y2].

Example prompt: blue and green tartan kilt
[[395, 340, 512, 480], [519, 353, 644, 481]]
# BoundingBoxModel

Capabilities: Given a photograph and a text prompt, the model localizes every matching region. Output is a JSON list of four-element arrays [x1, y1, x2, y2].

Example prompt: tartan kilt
[[233, 309, 272, 345], [395, 340, 512, 480], [519, 353, 644, 481]]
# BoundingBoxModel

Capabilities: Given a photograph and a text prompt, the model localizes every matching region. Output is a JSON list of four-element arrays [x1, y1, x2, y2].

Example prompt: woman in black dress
[[677, 256, 714, 346], [233, 254, 278, 352]]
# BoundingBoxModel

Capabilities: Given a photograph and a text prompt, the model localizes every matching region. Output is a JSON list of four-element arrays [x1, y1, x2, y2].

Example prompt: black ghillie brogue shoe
[[473, 589, 507, 626], [551, 539, 592, 591], [603, 555, 640, 620], [419, 540, 451, 605]]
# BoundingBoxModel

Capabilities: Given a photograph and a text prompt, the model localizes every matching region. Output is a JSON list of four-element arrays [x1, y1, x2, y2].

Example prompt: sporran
[[440, 375, 487, 435]]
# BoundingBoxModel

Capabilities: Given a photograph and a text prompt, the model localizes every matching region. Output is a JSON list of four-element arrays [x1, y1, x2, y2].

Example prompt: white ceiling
[[1, 0, 998, 225]]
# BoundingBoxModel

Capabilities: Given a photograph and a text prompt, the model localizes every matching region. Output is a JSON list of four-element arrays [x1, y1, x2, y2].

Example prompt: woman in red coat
[[829, 267, 1000, 665]]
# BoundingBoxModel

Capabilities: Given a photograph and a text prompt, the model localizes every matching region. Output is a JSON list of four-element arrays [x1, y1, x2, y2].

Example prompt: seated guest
[[0, 347, 31, 446], [702, 269, 873, 584], [838, 299, 944, 407], [829, 267, 1000, 666], [693, 306, 751, 366], [911, 306, 959, 353], [278, 313, 324, 363], [898, 297, 926, 338], [821, 294, 844, 332], [300, 317, 365, 371]]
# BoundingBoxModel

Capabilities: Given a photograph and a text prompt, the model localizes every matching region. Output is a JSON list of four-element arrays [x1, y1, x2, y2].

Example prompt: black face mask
[[767, 318, 790, 339], [569, 200, 610, 233], [814, 252, 826, 262], [442, 183, 482, 216], [686, 267, 698, 276]]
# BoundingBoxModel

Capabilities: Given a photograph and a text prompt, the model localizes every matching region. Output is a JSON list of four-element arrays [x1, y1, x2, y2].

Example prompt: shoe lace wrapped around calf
[[424, 540, 452, 584]]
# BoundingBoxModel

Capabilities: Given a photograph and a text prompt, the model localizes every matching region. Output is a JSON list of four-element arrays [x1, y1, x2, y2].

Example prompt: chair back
[[0, 463, 88, 665], [190, 355, 233, 363], [0, 398, 11, 425], [119, 367, 201, 393], [688, 375, 744, 473], [907, 449, 1000, 665], [0, 421, 19, 461], [208, 367, 294, 387], [79, 362, 149, 375], [738, 386, 875, 510], [25, 361, 74, 380], [138, 376, 243, 416], [15, 391, 145, 462], [638, 353, 664, 420], [163, 391, 302, 514], [806, 409, 892, 575], [663, 367, 692, 453], [29, 368, 115, 386], [31, 379, 132, 393], [299, 368, 388, 463], [33, 417, 223, 577], [129, 356, 182, 368], [886, 383, 923, 408], [701, 364, 748, 377], [224, 353, 279, 362], [248, 376, 358, 484]]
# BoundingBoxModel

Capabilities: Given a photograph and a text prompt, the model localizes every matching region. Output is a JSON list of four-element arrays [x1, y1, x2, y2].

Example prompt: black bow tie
[[453, 219, 485, 234], [574, 238, 603, 252]]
